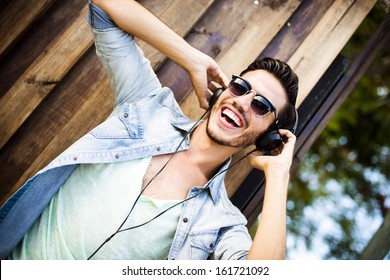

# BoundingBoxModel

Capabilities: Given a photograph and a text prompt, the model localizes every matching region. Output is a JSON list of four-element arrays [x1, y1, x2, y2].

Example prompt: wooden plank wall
[[0, 0, 376, 211]]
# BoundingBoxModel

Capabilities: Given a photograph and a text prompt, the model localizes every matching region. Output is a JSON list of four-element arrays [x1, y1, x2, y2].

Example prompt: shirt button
[[115, 154, 120, 159], [156, 147, 161, 151], [73, 156, 78, 161], [123, 113, 128, 118], [183, 218, 188, 223], [210, 243, 214, 248]]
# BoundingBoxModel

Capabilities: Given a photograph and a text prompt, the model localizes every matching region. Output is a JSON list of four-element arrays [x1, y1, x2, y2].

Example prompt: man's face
[[206, 69, 288, 148]]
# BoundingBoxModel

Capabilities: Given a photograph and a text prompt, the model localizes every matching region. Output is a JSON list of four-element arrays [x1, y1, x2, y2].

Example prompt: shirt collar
[[204, 157, 232, 204], [171, 119, 199, 132]]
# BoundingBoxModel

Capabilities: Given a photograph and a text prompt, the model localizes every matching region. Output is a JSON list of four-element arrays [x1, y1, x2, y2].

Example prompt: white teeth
[[222, 108, 242, 127]]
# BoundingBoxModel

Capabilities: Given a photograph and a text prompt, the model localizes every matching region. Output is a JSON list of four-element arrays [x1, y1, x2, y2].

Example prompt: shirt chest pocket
[[189, 230, 220, 260], [90, 103, 143, 139]]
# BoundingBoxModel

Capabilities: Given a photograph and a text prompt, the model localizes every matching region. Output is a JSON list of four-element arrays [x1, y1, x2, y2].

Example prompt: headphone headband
[[291, 107, 299, 134]]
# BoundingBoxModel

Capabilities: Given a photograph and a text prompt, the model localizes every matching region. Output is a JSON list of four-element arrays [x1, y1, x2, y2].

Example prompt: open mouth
[[221, 108, 243, 128]]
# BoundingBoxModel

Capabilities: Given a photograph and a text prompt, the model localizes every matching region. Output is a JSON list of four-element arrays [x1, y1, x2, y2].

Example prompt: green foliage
[[287, 4, 389, 259]]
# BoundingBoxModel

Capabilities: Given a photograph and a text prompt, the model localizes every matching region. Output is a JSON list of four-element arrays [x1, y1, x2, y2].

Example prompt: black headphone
[[209, 88, 298, 154]]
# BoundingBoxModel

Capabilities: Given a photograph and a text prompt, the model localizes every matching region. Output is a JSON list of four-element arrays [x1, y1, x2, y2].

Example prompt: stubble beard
[[205, 117, 259, 148]]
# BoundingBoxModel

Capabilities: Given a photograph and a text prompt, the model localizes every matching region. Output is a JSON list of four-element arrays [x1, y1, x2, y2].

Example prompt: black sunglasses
[[228, 75, 278, 121]]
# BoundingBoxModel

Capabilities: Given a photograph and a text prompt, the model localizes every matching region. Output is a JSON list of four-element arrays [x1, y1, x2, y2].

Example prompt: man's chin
[[206, 128, 253, 148], [206, 116, 257, 148]]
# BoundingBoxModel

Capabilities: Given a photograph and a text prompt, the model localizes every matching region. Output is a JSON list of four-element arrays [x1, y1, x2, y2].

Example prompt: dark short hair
[[240, 57, 298, 131]]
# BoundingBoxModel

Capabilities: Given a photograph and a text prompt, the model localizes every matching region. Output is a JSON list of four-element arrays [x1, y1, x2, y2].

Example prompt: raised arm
[[246, 129, 296, 259], [91, 0, 228, 109]]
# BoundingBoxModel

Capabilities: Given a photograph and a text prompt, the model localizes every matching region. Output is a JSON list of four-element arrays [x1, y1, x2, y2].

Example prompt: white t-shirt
[[10, 157, 182, 260]]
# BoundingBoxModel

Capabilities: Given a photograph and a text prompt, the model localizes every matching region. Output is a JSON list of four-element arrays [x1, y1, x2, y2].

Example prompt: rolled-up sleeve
[[212, 224, 252, 260], [86, 0, 161, 108]]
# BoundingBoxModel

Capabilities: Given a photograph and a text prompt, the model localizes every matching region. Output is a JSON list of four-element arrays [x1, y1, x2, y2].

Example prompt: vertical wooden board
[[0, 0, 187, 152], [158, 0, 267, 102], [0, 0, 216, 204], [0, 5, 92, 149], [0, 0, 55, 58], [174, 0, 301, 197], [294, 14, 389, 162], [180, 0, 302, 120], [138, 0, 214, 69], [0, 49, 109, 204], [0, 0, 87, 96], [261, 0, 335, 61], [0, 0, 377, 208], [0, 0, 214, 161], [288, 0, 377, 106], [226, 0, 376, 197]]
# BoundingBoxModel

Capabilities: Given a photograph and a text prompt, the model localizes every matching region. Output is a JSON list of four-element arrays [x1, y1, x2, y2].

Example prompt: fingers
[[279, 129, 296, 153], [194, 71, 228, 110], [189, 53, 228, 109], [197, 92, 209, 110], [189, 71, 208, 109], [213, 69, 229, 89], [247, 129, 297, 172], [208, 81, 220, 93], [279, 128, 295, 138]]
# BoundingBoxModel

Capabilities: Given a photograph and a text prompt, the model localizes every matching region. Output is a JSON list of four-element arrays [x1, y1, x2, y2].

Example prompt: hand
[[187, 51, 229, 109], [247, 129, 296, 175]]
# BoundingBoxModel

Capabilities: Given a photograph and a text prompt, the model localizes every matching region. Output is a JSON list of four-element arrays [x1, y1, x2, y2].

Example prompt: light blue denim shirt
[[0, 1, 252, 260]]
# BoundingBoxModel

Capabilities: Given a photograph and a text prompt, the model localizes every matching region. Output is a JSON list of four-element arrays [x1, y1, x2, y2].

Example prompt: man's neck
[[186, 121, 239, 179]]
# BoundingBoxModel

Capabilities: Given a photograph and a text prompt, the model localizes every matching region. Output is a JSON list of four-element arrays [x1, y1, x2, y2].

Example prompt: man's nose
[[235, 91, 254, 113]]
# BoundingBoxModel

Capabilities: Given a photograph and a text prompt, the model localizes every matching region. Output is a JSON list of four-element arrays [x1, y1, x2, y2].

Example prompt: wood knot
[[25, 76, 59, 86]]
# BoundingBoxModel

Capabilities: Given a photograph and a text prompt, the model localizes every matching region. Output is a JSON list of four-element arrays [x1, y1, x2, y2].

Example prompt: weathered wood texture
[[225, 0, 376, 197], [238, 7, 389, 227], [0, 0, 55, 58], [0, 0, 376, 211]]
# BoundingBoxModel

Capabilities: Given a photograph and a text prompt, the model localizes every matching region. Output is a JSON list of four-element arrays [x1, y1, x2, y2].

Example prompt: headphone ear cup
[[255, 129, 283, 154], [208, 88, 224, 109], [255, 107, 298, 154]]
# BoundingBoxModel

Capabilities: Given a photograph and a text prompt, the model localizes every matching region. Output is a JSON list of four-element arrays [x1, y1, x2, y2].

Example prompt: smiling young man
[[0, 0, 298, 260], [206, 70, 288, 148]]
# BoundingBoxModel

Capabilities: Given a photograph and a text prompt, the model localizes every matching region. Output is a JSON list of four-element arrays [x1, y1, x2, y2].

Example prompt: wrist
[[264, 163, 290, 177], [264, 165, 290, 186], [179, 47, 204, 73]]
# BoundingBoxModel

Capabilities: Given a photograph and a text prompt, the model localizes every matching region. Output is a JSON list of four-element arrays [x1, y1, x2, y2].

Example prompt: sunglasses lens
[[229, 81, 248, 96], [251, 97, 271, 116], [229, 75, 276, 117]]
